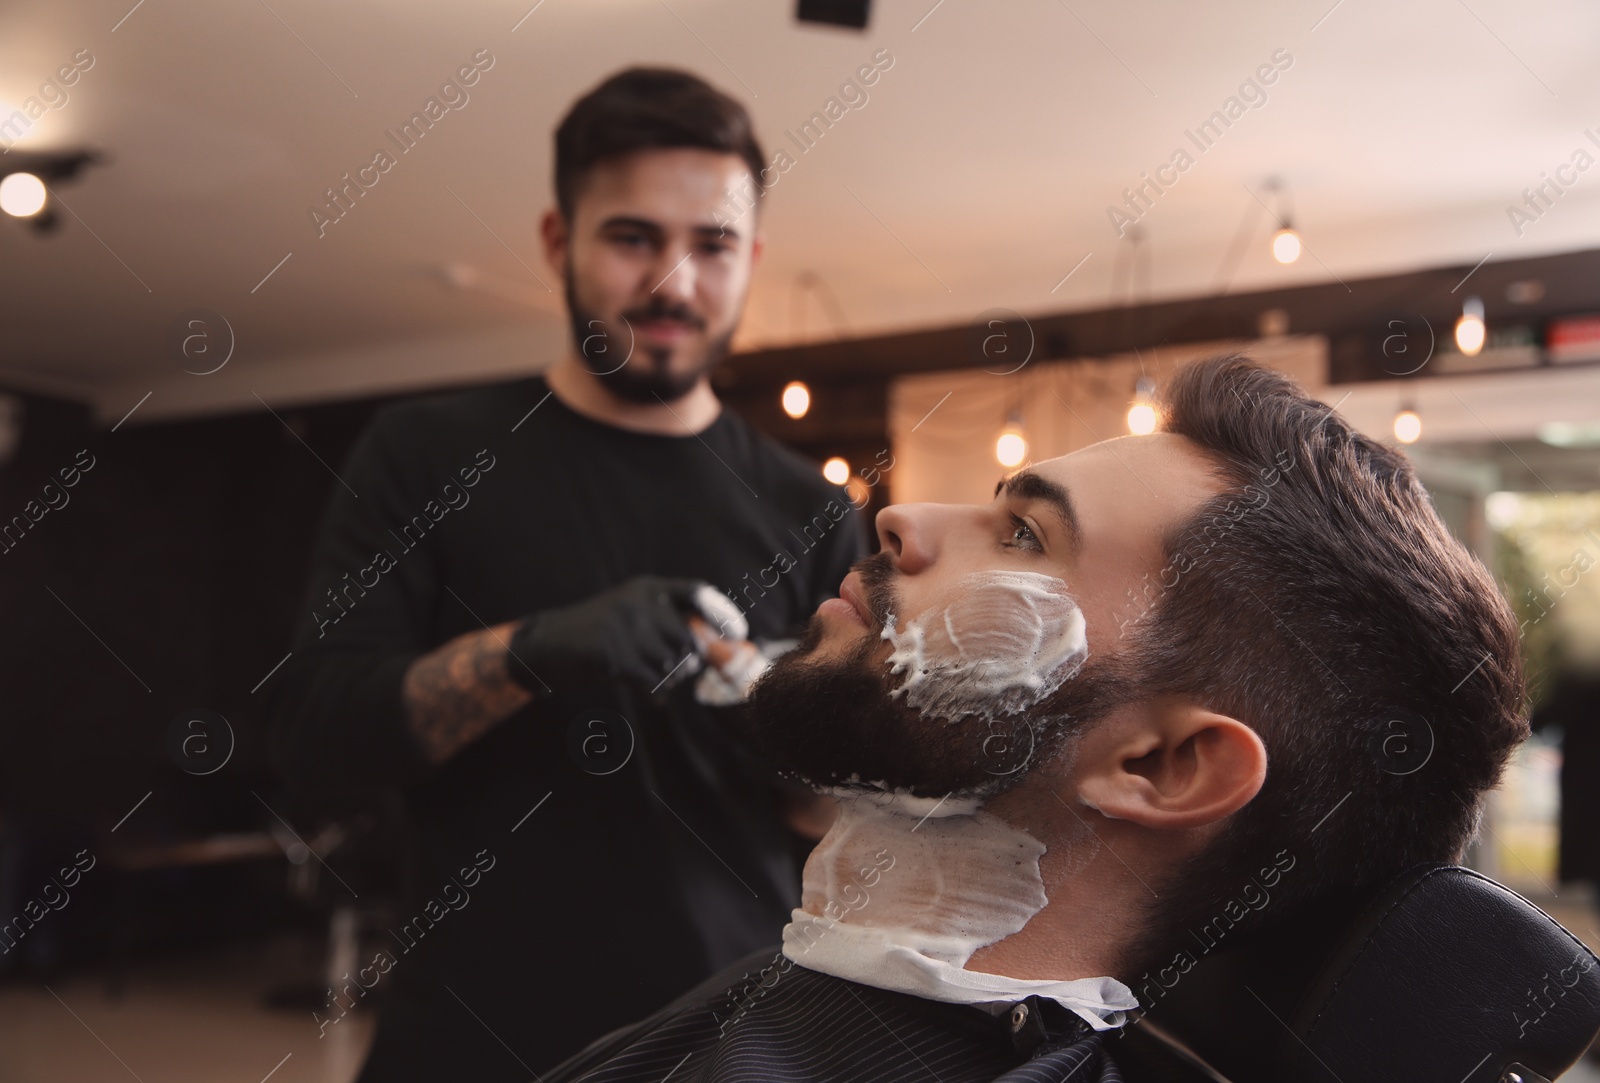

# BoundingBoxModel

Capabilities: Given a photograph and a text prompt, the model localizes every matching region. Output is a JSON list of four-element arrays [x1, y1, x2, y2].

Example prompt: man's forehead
[[579, 150, 755, 213], [1023, 433, 1224, 525]]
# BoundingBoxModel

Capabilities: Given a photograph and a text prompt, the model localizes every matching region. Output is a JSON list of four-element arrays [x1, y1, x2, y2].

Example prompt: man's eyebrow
[[696, 222, 741, 242], [597, 216, 740, 243], [597, 215, 662, 235], [995, 470, 1083, 554]]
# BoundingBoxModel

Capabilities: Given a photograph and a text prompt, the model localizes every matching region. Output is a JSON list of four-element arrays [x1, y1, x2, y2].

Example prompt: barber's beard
[[564, 265, 737, 405], [744, 552, 1136, 800]]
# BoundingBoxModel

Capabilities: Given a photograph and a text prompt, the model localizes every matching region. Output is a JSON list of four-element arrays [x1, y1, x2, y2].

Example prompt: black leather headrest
[[1117, 864, 1600, 1082]]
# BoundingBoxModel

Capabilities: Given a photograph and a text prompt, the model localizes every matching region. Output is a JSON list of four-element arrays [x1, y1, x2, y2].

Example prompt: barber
[[263, 67, 866, 1081]]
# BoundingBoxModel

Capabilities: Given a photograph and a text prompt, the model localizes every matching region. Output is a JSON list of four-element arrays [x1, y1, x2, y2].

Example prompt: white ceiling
[[5, 0, 1600, 424]]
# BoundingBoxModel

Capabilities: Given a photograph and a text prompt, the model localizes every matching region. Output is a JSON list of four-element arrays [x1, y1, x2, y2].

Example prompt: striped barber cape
[[542, 949, 1124, 1083]]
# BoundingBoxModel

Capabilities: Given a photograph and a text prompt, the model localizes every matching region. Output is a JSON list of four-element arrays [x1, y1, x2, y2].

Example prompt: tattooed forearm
[[402, 621, 533, 765]]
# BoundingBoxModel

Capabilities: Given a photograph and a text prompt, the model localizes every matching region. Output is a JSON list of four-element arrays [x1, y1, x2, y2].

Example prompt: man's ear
[[540, 208, 569, 278], [1075, 701, 1266, 830]]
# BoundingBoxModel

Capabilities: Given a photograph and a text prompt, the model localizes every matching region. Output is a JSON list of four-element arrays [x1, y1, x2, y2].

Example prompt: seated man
[[544, 355, 1526, 1082]]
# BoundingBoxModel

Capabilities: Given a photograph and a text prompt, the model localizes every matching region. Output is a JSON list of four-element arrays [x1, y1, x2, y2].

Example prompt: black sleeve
[[262, 407, 443, 802]]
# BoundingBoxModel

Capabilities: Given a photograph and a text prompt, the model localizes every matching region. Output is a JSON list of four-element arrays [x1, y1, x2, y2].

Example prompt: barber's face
[[746, 433, 1220, 796], [548, 148, 762, 403]]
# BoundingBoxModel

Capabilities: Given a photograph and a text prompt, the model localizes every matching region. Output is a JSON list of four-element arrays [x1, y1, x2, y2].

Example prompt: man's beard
[[564, 265, 737, 404], [743, 552, 1135, 799]]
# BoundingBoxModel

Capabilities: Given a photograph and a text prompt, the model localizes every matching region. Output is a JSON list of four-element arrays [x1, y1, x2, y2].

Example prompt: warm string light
[[781, 381, 811, 419], [1393, 408, 1422, 444], [1265, 177, 1300, 265], [821, 456, 850, 485], [1455, 296, 1486, 356], [1126, 376, 1158, 435], [995, 431, 1027, 468], [1271, 225, 1301, 264], [0, 173, 47, 218], [995, 410, 1027, 468]]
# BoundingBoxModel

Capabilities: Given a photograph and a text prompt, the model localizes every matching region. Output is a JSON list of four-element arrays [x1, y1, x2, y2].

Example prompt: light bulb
[[822, 456, 850, 485], [781, 381, 810, 419], [995, 430, 1027, 468], [0, 173, 47, 217], [1485, 491, 1522, 530], [1272, 226, 1301, 264], [1127, 402, 1158, 436], [1455, 296, 1486, 356], [1127, 376, 1159, 435], [1393, 409, 1422, 444]]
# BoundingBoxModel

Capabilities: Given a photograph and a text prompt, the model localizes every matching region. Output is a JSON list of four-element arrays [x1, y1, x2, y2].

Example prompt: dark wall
[[0, 386, 444, 970], [0, 388, 403, 830]]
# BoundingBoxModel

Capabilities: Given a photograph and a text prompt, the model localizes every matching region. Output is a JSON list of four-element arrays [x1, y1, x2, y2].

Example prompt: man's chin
[[586, 323, 738, 405], [593, 351, 703, 404], [741, 635, 1041, 799]]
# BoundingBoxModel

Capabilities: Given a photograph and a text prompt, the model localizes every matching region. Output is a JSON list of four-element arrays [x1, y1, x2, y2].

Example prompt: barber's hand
[[505, 576, 705, 694]]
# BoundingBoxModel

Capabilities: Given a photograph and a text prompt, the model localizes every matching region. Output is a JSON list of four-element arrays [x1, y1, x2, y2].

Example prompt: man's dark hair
[[553, 67, 765, 221], [1122, 355, 1526, 978]]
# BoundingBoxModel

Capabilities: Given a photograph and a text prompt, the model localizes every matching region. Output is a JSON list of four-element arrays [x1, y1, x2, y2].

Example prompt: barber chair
[[1115, 864, 1600, 1082]]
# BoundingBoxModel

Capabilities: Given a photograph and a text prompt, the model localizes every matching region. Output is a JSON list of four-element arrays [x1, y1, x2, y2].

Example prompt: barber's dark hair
[[1123, 355, 1526, 979], [554, 67, 765, 221]]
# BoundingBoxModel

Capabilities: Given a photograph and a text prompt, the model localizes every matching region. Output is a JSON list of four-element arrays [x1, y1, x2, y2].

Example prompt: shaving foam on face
[[881, 570, 1088, 724]]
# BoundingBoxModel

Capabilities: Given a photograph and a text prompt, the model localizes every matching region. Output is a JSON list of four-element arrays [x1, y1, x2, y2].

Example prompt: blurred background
[[3, 0, 1600, 1079]]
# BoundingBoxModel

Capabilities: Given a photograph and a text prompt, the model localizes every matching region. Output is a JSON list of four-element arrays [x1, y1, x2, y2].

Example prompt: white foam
[[881, 570, 1088, 723], [796, 791, 1046, 965], [692, 583, 748, 641], [781, 790, 1138, 1029]]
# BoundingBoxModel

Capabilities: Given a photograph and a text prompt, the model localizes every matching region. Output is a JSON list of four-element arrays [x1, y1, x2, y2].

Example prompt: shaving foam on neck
[[881, 570, 1088, 724], [781, 791, 1137, 1029], [795, 791, 1044, 965]]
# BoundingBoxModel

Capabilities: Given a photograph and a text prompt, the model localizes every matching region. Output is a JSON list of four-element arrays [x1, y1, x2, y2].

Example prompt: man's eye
[[611, 232, 649, 248], [1004, 515, 1042, 552]]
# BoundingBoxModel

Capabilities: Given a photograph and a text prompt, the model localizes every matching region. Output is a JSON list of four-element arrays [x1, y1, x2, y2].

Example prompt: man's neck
[[543, 354, 721, 436], [967, 783, 1152, 982], [798, 788, 1141, 984]]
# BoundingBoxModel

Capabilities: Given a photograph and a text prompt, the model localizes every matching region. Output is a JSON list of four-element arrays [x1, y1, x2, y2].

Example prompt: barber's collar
[[781, 912, 1139, 1036]]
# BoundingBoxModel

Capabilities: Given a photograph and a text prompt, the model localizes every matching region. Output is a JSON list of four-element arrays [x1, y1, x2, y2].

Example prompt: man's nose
[[874, 503, 941, 575], [651, 243, 697, 304]]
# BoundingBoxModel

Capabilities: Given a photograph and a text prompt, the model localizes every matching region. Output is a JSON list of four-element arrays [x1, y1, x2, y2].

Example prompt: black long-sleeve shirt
[[261, 375, 867, 1078]]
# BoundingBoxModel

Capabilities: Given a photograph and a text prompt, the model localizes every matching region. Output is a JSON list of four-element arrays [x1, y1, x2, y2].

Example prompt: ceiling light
[[1126, 376, 1158, 435], [1485, 491, 1523, 530], [0, 173, 47, 217], [1271, 225, 1301, 264], [1393, 408, 1422, 444], [797, 0, 871, 28], [782, 381, 811, 419], [995, 410, 1028, 468], [0, 150, 100, 235], [1455, 296, 1486, 356], [995, 430, 1027, 468], [1262, 177, 1301, 265], [822, 456, 850, 485]]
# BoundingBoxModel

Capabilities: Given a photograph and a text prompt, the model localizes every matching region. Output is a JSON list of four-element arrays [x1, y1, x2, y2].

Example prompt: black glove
[[505, 576, 706, 695]]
